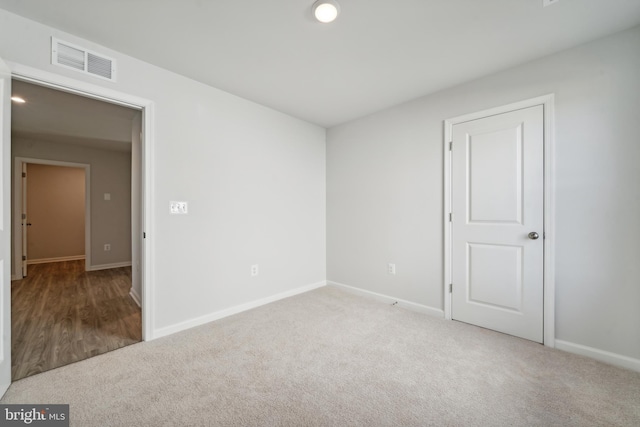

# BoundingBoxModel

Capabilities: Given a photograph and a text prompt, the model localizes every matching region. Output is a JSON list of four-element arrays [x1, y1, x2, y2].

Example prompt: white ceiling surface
[[1, 1, 640, 128], [11, 80, 138, 152]]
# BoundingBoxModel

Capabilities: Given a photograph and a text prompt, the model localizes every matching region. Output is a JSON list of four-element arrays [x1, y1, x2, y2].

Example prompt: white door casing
[[21, 162, 27, 277], [0, 55, 12, 396], [9, 60, 156, 343], [444, 95, 556, 346]]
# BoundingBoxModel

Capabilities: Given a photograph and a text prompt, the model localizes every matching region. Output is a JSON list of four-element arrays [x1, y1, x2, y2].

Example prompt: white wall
[[327, 26, 640, 361], [0, 10, 326, 334], [13, 137, 132, 268]]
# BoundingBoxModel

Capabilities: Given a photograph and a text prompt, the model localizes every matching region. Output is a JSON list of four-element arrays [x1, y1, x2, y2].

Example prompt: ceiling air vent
[[51, 38, 116, 82]]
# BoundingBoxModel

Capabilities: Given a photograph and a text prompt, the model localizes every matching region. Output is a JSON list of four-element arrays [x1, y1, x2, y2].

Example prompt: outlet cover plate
[[170, 201, 188, 214]]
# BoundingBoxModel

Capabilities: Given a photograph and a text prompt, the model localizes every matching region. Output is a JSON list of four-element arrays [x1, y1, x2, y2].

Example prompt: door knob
[[528, 232, 539, 240]]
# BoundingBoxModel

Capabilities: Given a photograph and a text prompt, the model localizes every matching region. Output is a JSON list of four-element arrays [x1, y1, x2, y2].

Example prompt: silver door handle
[[528, 232, 539, 240]]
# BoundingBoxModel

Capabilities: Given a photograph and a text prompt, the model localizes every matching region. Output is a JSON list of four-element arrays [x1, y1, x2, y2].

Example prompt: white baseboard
[[555, 339, 640, 373], [129, 287, 141, 307], [153, 280, 327, 339], [328, 281, 445, 318], [27, 255, 85, 265], [87, 261, 132, 271]]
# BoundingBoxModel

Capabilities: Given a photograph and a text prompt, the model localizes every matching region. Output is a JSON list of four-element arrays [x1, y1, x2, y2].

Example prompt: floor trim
[[87, 261, 132, 271], [153, 281, 327, 339], [129, 288, 142, 308], [27, 255, 85, 265], [328, 281, 444, 318], [555, 339, 640, 372]]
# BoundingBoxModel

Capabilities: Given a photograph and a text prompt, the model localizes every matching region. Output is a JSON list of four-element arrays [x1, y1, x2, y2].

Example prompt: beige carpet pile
[[2, 286, 639, 426]]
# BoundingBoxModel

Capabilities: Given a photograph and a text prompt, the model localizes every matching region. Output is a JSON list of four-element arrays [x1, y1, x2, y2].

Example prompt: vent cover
[[52, 38, 116, 82]]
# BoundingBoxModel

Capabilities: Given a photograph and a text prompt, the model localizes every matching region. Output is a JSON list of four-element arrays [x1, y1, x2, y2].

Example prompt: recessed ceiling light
[[11, 96, 26, 103], [313, 0, 340, 24]]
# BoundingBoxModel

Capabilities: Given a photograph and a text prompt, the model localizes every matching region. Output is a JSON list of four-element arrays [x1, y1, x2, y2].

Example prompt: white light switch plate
[[104, 193, 111, 201], [170, 201, 188, 214]]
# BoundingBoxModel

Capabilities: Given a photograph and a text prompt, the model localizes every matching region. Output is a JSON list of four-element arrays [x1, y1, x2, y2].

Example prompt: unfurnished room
[[0, 1, 639, 426]]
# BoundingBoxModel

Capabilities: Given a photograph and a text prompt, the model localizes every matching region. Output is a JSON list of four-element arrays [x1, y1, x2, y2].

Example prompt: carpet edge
[[153, 280, 327, 339], [327, 280, 444, 318]]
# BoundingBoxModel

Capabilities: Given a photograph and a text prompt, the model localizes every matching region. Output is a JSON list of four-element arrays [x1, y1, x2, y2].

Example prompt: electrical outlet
[[251, 264, 259, 277], [388, 263, 396, 275], [104, 244, 111, 251], [170, 201, 188, 214]]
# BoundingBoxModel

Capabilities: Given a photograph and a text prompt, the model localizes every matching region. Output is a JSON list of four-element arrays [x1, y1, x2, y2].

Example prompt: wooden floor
[[11, 260, 141, 380]]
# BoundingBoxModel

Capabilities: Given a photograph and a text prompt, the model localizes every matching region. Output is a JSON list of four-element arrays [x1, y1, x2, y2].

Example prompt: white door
[[451, 105, 544, 343], [0, 56, 12, 394]]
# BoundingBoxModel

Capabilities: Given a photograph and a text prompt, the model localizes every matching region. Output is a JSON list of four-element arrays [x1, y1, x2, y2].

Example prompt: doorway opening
[[17, 160, 89, 277], [10, 79, 144, 379]]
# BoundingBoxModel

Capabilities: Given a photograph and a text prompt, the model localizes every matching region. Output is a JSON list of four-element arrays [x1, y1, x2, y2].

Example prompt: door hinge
[[22, 172, 26, 178], [449, 141, 453, 151], [22, 213, 26, 220], [22, 256, 26, 261], [449, 212, 452, 222], [143, 232, 146, 239], [449, 283, 453, 293]]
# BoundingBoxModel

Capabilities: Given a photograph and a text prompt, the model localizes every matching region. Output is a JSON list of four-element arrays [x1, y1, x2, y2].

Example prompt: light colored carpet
[[2, 286, 639, 426]]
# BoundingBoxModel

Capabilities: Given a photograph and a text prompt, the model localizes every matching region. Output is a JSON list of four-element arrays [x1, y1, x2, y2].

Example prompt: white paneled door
[[0, 55, 11, 395], [451, 105, 544, 343]]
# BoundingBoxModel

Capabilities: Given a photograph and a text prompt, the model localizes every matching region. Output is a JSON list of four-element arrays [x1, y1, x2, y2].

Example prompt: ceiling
[[11, 80, 139, 151], [1, 0, 640, 128]]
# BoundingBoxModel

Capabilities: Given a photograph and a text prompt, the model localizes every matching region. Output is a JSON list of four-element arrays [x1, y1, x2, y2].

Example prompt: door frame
[[443, 94, 556, 347], [7, 61, 156, 341], [13, 159, 91, 275]]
